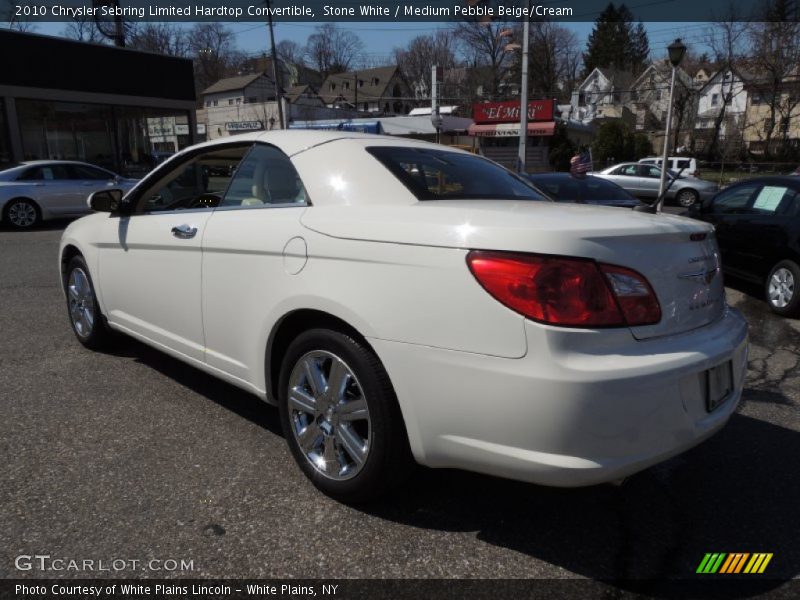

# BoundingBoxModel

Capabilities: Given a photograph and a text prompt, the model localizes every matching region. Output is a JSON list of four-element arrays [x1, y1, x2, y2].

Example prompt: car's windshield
[[367, 146, 546, 201]]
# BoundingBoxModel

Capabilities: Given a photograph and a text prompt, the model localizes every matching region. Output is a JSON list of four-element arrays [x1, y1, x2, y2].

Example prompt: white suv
[[639, 156, 698, 178]]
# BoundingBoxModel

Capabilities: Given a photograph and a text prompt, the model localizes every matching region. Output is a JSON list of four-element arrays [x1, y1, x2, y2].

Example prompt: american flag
[[570, 151, 593, 176]]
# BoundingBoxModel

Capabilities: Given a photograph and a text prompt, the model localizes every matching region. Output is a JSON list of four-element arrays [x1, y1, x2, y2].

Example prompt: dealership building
[[0, 30, 197, 177]]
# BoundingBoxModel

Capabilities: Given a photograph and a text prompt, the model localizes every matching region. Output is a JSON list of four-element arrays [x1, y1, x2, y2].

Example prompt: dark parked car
[[524, 173, 645, 208], [688, 176, 800, 316]]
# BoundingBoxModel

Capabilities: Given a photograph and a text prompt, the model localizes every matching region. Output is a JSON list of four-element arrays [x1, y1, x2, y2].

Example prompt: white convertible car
[[59, 131, 748, 502]]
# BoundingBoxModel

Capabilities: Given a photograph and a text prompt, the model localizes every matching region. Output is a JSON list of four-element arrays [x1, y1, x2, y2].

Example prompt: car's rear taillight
[[467, 250, 661, 328]]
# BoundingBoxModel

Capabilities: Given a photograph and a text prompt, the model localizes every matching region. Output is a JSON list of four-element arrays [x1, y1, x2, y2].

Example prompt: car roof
[[529, 173, 604, 181], [727, 176, 800, 186], [19, 160, 110, 168], [187, 130, 468, 159]]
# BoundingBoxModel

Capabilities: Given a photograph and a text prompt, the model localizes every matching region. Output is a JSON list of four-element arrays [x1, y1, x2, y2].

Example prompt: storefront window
[[115, 106, 189, 177], [16, 100, 191, 177], [17, 100, 115, 170], [0, 99, 12, 167]]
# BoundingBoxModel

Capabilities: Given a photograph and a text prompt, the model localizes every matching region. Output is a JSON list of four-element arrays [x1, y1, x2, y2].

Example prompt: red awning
[[468, 121, 556, 137]]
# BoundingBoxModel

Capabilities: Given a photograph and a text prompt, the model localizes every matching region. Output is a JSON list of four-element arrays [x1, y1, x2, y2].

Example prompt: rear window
[[531, 175, 634, 202], [366, 146, 545, 201]]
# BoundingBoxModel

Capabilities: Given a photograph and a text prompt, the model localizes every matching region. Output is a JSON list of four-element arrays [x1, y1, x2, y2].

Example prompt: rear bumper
[[371, 307, 748, 486]]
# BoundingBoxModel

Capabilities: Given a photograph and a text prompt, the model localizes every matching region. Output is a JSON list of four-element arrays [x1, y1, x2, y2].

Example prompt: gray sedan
[[596, 162, 718, 207], [0, 161, 138, 229]]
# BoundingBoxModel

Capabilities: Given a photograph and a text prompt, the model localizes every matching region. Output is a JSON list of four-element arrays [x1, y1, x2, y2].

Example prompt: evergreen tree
[[583, 3, 649, 77]]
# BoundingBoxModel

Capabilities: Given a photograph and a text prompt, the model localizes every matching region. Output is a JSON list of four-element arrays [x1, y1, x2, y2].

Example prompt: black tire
[[278, 328, 414, 503], [3, 197, 41, 229], [64, 255, 113, 350], [765, 260, 800, 317], [676, 188, 699, 207]]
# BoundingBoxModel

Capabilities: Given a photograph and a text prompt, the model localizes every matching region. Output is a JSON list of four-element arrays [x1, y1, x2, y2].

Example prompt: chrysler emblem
[[678, 266, 719, 285]]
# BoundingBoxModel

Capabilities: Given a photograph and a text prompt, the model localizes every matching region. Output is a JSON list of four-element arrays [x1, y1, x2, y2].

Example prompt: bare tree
[[189, 23, 246, 93], [62, 17, 107, 43], [452, 8, 515, 101], [746, 1, 800, 157], [704, 9, 748, 159], [3, 0, 36, 32], [305, 24, 364, 77], [523, 20, 581, 100], [128, 23, 189, 57], [276, 40, 305, 66], [393, 31, 457, 101]]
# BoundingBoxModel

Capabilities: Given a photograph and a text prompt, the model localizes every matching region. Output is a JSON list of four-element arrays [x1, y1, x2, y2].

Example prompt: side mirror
[[88, 189, 123, 213]]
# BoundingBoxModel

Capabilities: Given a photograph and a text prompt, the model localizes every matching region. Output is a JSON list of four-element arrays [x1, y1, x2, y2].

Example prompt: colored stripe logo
[[697, 553, 773, 574]]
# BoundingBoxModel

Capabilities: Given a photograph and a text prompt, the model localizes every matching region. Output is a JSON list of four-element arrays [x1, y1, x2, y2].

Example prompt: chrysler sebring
[[59, 131, 748, 502]]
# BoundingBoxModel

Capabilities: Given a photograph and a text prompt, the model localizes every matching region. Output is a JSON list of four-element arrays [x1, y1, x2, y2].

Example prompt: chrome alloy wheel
[[768, 268, 795, 308], [287, 350, 371, 480], [8, 201, 37, 227], [68, 268, 95, 338]]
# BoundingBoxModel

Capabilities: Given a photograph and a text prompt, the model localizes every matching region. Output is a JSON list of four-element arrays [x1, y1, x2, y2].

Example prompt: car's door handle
[[171, 224, 198, 239]]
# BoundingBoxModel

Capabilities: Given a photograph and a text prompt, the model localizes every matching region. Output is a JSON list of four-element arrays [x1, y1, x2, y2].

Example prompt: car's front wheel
[[278, 328, 413, 503], [65, 255, 113, 349], [766, 260, 800, 317], [3, 198, 41, 229], [676, 189, 699, 207]]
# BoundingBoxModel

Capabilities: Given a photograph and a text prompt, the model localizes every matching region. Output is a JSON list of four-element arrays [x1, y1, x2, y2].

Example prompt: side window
[[17, 165, 70, 181], [619, 165, 638, 176], [68, 165, 114, 180], [640, 165, 662, 178], [783, 188, 800, 217], [750, 186, 798, 215], [17, 167, 44, 181], [133, 144, 252, 214], [711, 183, 761, 214], [220, 144, 308, 209]]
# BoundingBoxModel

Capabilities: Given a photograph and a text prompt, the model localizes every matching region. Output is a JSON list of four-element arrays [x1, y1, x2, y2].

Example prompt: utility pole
[[431, 65, 443, 144], [266, 0, 285, 129], [517, 14, 530, 173], [354, 71, 358, 112]]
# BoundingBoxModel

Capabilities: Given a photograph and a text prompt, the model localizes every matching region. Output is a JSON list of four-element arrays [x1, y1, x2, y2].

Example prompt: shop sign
[[226, 121, 263, 131], [473, 99, 555, 124]]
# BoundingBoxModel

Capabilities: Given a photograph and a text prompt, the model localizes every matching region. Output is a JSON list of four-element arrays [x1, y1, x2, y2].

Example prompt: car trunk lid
[[300, 200, 723, 340]]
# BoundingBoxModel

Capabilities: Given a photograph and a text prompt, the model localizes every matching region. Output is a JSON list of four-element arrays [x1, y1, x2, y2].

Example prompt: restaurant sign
[[473, 99, 555, 124]]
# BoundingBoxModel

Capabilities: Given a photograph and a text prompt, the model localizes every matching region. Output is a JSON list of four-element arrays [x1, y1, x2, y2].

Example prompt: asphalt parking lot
[[1, 219, 798, 591]]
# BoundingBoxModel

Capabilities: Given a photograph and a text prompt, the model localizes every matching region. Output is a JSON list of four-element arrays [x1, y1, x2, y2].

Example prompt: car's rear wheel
[[4, 198, 40, 229], [278, 328, 413, 503], [676, 189, 699, 207], [766, 260, 800, 317], [65, 255, 113, 349]]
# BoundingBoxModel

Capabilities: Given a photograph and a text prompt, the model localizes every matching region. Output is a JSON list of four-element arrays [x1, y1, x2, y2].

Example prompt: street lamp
[[656, 38, 687, 210], [517, 16, 530, 174]]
